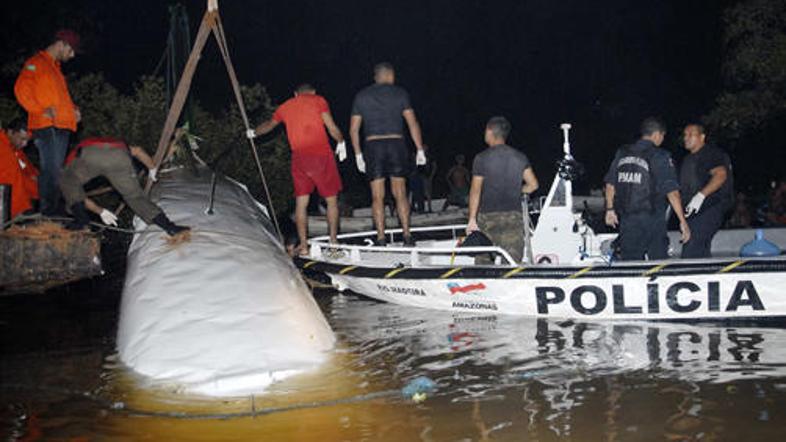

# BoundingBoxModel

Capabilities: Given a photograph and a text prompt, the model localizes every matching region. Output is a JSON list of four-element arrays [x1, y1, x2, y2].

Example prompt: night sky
[[2, 0, 734, 192]]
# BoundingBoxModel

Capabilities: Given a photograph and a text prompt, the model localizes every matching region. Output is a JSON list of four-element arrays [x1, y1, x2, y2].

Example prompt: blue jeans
[[33, 127, 71, 215]]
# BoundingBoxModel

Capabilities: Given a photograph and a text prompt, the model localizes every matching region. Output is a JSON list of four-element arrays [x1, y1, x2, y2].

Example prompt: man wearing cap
[[14, 29, 82, 216]]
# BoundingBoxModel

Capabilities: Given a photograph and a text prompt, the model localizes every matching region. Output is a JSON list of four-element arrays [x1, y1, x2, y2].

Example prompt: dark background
[[0, 0, 744, 194]]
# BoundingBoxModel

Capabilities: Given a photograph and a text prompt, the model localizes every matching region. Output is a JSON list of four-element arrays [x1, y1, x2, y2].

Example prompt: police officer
[[604, 117, 690, 260], [680, 123, 733, 258]]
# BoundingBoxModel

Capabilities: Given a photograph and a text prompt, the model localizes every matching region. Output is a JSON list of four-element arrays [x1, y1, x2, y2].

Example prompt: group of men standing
[[2, 29, 188, 236], [605, 117, 733, 261], [2, 29, 734, 260], [246, 59, 732, 262], [248, 62, 428, 254]]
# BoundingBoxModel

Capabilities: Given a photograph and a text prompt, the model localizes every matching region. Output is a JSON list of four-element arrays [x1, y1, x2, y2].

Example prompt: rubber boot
[[65, 201, 91, 230], [152, 212, 190, 236]]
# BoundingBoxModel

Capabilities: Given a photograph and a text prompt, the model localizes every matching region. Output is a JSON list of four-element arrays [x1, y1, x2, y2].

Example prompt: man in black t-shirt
[[679, 123, 733, 258], [604, 117, 690, 261], [350, 62, 427, 246], [467, 116, 539, 263]]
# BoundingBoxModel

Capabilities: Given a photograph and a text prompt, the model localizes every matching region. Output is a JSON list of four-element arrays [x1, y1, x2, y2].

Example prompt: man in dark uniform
[[604, 117, 690, 260], [350, 62, 427, 246], [467, 116, 539, 263], [680, 123, 733, 258]]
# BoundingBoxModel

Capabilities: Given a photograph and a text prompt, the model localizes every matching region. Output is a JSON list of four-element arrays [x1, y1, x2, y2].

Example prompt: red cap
[[54, 29, 80, 52]]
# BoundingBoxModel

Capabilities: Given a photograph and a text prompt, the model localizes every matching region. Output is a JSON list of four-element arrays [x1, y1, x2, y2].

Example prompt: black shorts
[[364, 138, 411, 180]]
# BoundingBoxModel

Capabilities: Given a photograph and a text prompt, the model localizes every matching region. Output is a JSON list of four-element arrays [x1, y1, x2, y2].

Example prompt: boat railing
[[308, 224, 518, 267]]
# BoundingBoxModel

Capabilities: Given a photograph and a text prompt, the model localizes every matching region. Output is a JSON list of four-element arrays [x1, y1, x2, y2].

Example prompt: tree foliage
[[708, 0, 786, 140]]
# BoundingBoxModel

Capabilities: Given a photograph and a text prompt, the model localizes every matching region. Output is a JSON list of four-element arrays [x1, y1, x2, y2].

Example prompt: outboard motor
[[740, 229, 782, 257]]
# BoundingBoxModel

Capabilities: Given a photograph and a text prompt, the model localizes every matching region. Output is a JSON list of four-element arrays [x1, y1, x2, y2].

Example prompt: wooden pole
[[145, 10, 216, 194]]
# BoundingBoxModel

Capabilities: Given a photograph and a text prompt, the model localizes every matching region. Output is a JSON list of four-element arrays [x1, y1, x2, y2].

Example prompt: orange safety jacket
[[14, 148, 39, 199], [14, 51, 78, 132], [0, 130, 37, 217]]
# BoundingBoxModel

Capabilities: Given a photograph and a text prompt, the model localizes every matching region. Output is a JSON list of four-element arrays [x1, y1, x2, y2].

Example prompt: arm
[[604, 183, 618, 227], [14, 68, 50, 116], [667, 190, 691, 243], [521, 167, 539, 194], [466, 175, 484, 233], [84, 198, 104, 215], [350, 115, 363, 155], [699, 166, 728, 197], [254, 119, 280, 137], [445, 166, 457, 191], [129, 145, 156, 170], [402, 109, 424, 150], [321, 111, 344, 143]]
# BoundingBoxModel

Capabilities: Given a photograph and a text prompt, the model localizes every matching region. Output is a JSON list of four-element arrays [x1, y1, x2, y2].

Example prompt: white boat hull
[[301, 255, 786, 320], [118, 168, 335, 396]]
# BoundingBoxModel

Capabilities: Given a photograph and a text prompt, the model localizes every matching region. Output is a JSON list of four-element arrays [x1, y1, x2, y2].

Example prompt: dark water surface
[[3, 272, 786, 441]]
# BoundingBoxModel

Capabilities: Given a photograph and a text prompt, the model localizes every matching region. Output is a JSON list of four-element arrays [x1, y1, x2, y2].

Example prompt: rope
[[0, 382, 399, 421], [211, 15, 283, 242]]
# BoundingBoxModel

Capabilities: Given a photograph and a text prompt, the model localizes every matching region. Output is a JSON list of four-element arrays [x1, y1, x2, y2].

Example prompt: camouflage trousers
[[477, 210, 525, 264]]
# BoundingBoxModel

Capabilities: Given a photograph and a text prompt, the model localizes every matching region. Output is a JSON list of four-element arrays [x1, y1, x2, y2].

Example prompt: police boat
[[297, 124, 786, 321]]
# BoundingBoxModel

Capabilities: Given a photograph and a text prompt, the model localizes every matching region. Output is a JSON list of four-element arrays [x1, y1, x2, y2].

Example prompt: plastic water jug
[[740, 229, 781, 257]]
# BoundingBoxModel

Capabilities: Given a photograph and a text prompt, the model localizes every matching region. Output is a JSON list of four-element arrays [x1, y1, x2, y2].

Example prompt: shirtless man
[[443, 153, 470, 210]]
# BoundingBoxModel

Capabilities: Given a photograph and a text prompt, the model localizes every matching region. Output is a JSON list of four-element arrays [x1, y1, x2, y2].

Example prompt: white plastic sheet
[[117, 167, 334, 396]]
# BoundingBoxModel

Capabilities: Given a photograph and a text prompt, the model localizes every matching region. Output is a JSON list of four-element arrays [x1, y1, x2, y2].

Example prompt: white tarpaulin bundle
[[117, 167, 335, 396]]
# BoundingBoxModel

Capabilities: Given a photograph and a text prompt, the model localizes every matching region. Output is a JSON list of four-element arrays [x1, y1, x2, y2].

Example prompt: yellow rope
[[339, 265, 358, 275], [566, 266, 593, 279], [384, 267, 407, 279], [503, 267, 526, 279], [718, 260, 746, 274], [440, 268, 463, 279]]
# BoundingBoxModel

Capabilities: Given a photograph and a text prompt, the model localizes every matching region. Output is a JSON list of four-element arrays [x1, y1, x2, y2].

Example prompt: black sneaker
[[403, 235, 416, 247], [372, 237, 387, 247], [65, 202, 91, 231]]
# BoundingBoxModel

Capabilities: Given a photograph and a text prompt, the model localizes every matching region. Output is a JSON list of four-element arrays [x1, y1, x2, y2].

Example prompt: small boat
[[298, 124, 786, 321]]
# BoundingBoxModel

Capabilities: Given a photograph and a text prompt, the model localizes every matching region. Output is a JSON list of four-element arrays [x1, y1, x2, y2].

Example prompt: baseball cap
[[54, 29, 81, 52]]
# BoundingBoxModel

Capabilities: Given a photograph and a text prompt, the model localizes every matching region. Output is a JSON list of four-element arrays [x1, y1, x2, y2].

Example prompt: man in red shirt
[[248, 84, 345, 255]]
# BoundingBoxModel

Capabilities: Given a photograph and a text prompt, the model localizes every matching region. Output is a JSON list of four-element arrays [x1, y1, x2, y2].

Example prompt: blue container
[[740, 229, 781, 257]]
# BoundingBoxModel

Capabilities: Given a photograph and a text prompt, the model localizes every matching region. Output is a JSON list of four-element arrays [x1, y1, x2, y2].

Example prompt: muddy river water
[[2, 272, 786, 441]]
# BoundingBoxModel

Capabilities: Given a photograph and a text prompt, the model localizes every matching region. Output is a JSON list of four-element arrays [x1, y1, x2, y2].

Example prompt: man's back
[[351, 84, 411, 137], [473, 145, 531, 213], [274, 94, 331, 155]]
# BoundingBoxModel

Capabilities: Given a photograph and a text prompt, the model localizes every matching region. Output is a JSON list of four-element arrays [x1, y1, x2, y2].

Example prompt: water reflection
[[3, 289, 786, 440], [331, 294, 786, 385]]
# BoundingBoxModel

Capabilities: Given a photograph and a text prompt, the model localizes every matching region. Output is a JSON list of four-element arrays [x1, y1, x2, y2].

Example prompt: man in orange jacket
[[0, 118, 36, 218], [14, 29, 81, 216]]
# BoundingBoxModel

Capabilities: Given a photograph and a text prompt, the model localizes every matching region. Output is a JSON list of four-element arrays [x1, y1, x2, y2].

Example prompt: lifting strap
[[144, 2, 283, 241]]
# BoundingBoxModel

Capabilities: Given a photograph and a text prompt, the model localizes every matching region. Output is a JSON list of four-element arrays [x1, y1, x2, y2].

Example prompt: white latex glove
[[99, 209, 118, 227], [335, 141, 347, 162], [355, 153, 366, 173], [685, 192, 705, 217], [416, 149, 427, 166], [245, 128, 257, 140], [148, 167, 158, 182]]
